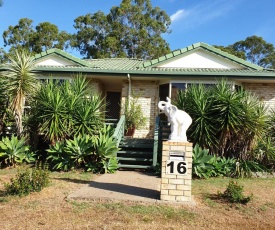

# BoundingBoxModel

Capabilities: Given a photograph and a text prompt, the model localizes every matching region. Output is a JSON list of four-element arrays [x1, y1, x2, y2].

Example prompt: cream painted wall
[[159, 50, 243, 69], [35, 56, 76, 66]]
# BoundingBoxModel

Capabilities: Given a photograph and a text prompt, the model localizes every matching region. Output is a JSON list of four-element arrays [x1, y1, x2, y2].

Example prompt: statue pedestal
[[160, 141, 193, 202]]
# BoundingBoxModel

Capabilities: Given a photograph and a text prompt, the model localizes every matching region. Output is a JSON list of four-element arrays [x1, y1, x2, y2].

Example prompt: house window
[[37, 76, 72, 84], [159, 80, 240, 103]]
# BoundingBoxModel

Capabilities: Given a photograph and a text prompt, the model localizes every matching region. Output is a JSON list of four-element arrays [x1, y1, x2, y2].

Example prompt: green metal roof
[[142, 42, 263, 70], [6, 43, 274, 79], [85, 58, 144, 70]]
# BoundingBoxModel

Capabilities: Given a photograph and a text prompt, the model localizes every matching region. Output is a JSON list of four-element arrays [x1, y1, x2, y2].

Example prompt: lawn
[[0, 168, 275, 230]]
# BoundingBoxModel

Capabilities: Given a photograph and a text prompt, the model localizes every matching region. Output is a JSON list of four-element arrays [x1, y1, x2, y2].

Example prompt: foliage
[[215, 36, 275, 68], [232, 159, 267, 178], [0, 135, 33, 167], [47, 126, 119, 173], [176, 80, 268, 160], [46, 141, 72, 171], [3, 18, 71, 55], [213, 45, 246, 60], [91, 125, 119, 173], [192, 144, 215, 179], [71, 0, 171, 59], [192, 144, 237, 179], [4, 165, 50, 196], [32, 75, 105, 144], [0, 50, 38, 135], [123, 97, 147, 132], [220, 180, 252, 204]]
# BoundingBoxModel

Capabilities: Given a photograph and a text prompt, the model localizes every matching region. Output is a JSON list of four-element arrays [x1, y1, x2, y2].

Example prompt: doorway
[[106, 91, 121, 120]]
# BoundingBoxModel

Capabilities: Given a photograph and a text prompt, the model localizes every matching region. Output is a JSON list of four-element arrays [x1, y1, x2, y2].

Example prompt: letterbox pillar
[[160, 141, 193, 202]]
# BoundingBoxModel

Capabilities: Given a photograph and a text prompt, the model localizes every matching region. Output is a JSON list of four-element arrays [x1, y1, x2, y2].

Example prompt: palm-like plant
[[1, 50, 37, 135], [176, 79, 267, 159], [177, 84, 218, 151], [33, 75, 105, 145]]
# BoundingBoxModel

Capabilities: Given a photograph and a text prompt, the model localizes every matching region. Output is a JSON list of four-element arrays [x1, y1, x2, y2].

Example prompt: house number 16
[[166, 160, 187, 174]]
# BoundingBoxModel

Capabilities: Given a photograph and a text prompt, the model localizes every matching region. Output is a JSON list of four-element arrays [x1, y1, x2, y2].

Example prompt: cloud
[[170, 0, 243, 30], [170, 9, 185, 22]]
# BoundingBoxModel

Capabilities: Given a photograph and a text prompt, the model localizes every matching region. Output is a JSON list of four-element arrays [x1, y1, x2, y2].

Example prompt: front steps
[[117, 138, 154, 169]]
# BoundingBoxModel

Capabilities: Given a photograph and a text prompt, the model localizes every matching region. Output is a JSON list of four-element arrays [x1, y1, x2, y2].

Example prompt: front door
[[106, 91, 121, 120]]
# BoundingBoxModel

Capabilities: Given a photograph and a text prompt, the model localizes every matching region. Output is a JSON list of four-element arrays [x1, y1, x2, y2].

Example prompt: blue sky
[[0, 0, 275, 58]]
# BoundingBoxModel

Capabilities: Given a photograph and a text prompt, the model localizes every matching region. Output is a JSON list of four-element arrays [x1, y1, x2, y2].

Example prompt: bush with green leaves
[[232, 159, 267, 178], [176, 80, 267, 160], [31, 75, 105, 145], [220, 180, 252, 204], [0, 135, 35, 167], [47, 126, 119, 173], [192, 144, 236, 179], [4, 165, 50, 196]]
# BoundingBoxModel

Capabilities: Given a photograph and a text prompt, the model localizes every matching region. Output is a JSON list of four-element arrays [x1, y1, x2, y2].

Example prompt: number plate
[[166, 160, 188, 175]]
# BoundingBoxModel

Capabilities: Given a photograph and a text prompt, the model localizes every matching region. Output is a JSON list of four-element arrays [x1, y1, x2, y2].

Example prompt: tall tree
[[1, 50, 38, 135], [232, 36, 275, 68], [3, 18, 34, 53], [3, 18, 71, 55], [214, 45, 246, 60], [72, 0, 171, 59], [215, 36, 275, 68]]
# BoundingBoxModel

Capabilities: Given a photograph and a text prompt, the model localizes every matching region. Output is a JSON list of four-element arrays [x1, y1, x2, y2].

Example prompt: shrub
[[220, 180, 252, 204], [4, 165, 50, 196], [176, 80, 268, 159], [47, 126, 119, 173], [232, 159, 267, 178], [0, 135, 34, 167], [192, 144, 215, 179], [192, 144, 237, 178]]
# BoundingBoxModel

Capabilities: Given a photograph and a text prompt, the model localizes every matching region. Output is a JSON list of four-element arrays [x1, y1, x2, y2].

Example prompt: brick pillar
[[160, 141, 193, 202]]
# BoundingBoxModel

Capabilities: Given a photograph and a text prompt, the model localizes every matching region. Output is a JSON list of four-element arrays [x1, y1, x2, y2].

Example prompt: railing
[[112, 115, 125, 148], [152, 116, 160, 167], [153, 116, 170, 167]]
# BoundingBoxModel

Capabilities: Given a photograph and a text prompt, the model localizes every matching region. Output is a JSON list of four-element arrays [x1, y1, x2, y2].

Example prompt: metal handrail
[[152, 116, 160, 167], [112, 115, 125, 148]]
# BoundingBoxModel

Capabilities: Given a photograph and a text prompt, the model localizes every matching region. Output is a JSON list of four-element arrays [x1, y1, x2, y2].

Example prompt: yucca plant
[[34, 80, 68, 145], [176, 79, 268, 160], [1, 50, 38, 136], [178, 84, 218, 150], [32, 75, 105, 145]]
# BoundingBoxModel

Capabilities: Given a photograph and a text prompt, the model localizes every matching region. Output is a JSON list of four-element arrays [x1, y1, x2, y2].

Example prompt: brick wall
[[160, 141, 193, 202], [88, 79, 105, 97], [244, 83, 275, 109], [121, 80, 159, 138]]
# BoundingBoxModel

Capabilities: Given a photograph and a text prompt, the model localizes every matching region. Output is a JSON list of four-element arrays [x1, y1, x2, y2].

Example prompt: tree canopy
[[214, 36, 275, 69], [71, 0, 171, 59], [3, 18, 71, 55]]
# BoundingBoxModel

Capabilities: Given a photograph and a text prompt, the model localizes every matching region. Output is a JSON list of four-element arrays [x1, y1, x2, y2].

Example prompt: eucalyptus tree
[[214, 36, 275, 69], [3, 18, 71, 55], [0, 50, 38, 135], [72, 0, 171, 59]]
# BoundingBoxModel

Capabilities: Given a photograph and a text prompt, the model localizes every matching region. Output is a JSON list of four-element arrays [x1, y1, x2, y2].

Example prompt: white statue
[[158, 97, 192, 142]]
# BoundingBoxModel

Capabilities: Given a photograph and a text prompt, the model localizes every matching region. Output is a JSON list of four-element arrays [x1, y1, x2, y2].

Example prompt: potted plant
[[123, 97, 147, 137]]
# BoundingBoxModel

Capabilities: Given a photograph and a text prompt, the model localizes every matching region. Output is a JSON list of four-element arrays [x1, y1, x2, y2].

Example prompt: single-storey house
[[31, 42, 275, 138]]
